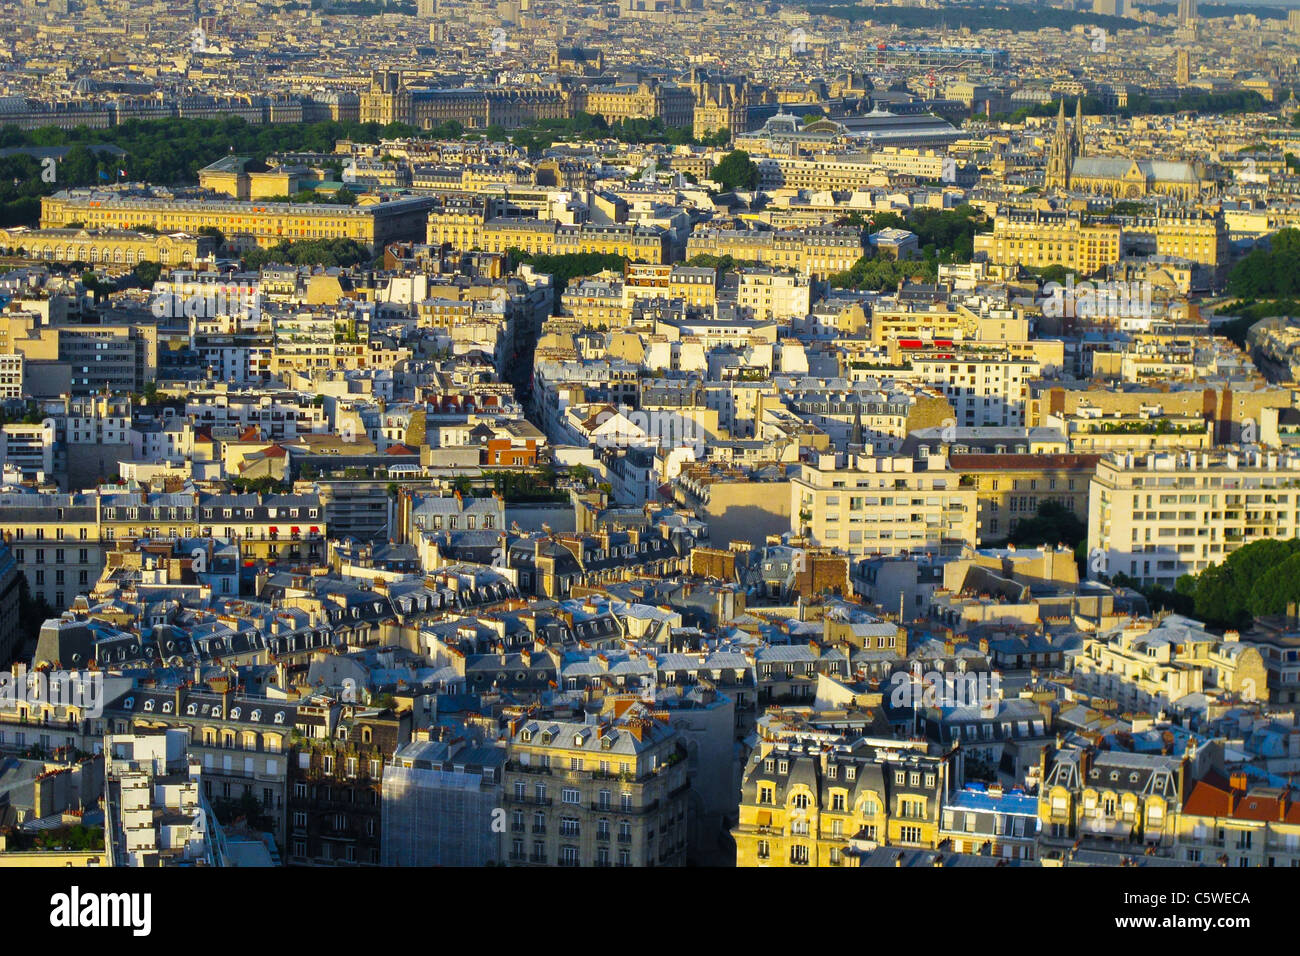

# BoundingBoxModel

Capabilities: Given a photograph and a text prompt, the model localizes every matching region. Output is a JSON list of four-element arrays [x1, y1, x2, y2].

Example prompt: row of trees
[[803, 1, 1142, 33], [987, 89, 1272, 126], [506, 248, 628, 296], [504, 113, 730, 154], [242, 237, 372, 270], [1165, 538, 1300, 629], [1227, 227, 1300, 299]]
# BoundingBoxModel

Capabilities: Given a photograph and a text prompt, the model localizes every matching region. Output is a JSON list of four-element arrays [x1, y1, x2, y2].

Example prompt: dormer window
[[162, 701, 173, 713], [250, 709, 262, 722], [143, 699, 154, 712], [186, 704, 197, 716], [230, 707, 241, 720]]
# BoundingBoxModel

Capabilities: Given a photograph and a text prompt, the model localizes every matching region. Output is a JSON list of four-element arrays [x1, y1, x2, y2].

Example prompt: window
[[562, 788, 581, 805]]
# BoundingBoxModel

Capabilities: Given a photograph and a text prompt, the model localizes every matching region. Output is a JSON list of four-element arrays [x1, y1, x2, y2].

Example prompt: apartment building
[[501, 704, 689, 867], [791, 452, 977, 557], [0, 226, 213, 268], [561, 277, 627, 328], [947, 452, 1100, 544], [469, 218, 671, 264], [904, 351, 1042, 427], [1038, 748, 1185, 853], [974, 211, 1122, 276], [755, 156, 880, 192], [41, 191, 436, 252], [0, 424, 54, 482], [104, 728, 224, 867], [869, 302, 1030, 348], [185, 386, 329, 440], [7, 320, 157, 396], [1072, 616, 1268, 711], [381, 736, 506, 866], [1087, 449, 1300, 587], [0, 492, 104, 609], [623, 263, 718, 311], [1125, 210, 1229, 270], [733, 737, 950, 867], [287, 702, 408, 866], [105, 686, 298, 851], [1030, 384, 1292, 446], [686, 227, 865, 279], [939, 784, 1040, 860], [1178, 771, 1300, 866], [730, 267, 812, 321]]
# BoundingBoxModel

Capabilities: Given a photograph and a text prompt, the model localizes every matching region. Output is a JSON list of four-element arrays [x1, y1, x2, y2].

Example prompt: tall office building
[[1177, 0, 1197, 25], [1176, 49, 1190, 85]]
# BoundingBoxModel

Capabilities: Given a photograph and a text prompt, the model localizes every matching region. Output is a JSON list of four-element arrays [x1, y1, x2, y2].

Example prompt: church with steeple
[[1044, 98, 1084, 191], [1043, 98, 1203, 199]]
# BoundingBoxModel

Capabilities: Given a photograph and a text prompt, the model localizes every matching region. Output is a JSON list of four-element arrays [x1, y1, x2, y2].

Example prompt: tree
[[1178, 537, 1300, 628], [711, 149, 759, 192], [198, 225, 226, 249], [17, 572, 54, 648], [1006, 501, 1086, 550], [131, 259, 162, 287]]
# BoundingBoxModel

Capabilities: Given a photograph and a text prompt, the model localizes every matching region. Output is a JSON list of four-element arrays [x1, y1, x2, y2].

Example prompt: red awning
[[291, 527, 300, 533], [269, 527, 278, 533], [310, 526, 319, 533]]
